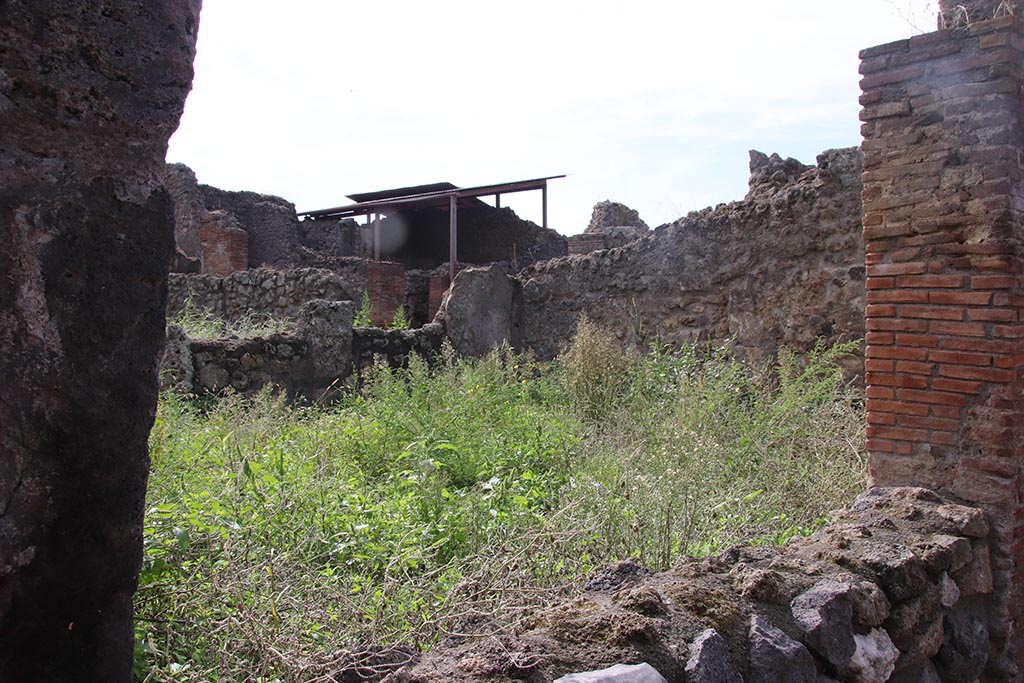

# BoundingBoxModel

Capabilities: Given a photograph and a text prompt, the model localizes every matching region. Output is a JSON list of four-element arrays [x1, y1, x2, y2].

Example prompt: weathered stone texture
[[168, 267, 364, 323], [938, 0, 1019, 27], [163, 162, 205, 258], [378, 488, 995, 683], [859, 15, 1024, 676], [515, 147, 865, 361], [0, 0, 199, 679], [201, 183, 301, 268], [183, 300, 356, 401], [436, 266, 522, 357], [586, 200, 649, 234]]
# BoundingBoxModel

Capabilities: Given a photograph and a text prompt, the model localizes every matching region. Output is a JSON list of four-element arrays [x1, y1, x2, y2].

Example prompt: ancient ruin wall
[[0, 1, 199, 679], [517, 148, 866, 361], [860, 14, 1024, 676], [380, 488, 996, 683], [168, 267, 365, 323]]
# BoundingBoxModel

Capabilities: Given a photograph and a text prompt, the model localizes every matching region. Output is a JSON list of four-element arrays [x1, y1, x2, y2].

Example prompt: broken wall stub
[[167, 267, 364, 324], [0, 1, 200, 680], [859, 14, 1024, 677], [514, 148, 865, 361]]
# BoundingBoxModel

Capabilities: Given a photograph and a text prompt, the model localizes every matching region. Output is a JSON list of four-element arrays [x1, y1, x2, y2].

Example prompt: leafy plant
[[354, 291, 372, 327], [390, 306, 410, 330]]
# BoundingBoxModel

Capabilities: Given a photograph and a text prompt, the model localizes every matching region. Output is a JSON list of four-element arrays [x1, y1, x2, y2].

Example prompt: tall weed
[[137, 337, 865, 682]]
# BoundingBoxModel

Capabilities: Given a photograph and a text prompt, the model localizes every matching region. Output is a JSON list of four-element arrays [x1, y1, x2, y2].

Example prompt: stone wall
[[352, 323, 446, 373], [162, 306, 445, 399], [379, 488, 996, 683], [164, 300, 355, 401], [168, 267, 364, 323], [509, 148, 865, 361], [859, 13, 1024, 676], [0, 0, 199, 679]]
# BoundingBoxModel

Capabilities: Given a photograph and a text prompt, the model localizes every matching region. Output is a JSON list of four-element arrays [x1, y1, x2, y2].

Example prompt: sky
[[166, 1, 941, 235]]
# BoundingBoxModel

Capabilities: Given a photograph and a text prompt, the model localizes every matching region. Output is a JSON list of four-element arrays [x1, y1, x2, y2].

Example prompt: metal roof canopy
[[298, 175, 566, 281]]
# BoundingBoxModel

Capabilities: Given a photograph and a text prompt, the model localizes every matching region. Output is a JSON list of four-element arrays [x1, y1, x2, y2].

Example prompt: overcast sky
[[166, 1, 940, 235]]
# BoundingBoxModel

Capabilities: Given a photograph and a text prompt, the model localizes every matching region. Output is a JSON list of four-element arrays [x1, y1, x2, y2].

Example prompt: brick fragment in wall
[[366, 261, 406, 327], [200, 210, 248, 276], [428, 274, 450, 322]]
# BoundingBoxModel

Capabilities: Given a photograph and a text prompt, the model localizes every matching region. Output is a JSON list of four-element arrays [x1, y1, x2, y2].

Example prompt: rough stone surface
[[848, 629, 898, 683], [790, 580, 856, 674], [377, 488, 994, 683], [168, 267, 364, 324], [200, 184, 301, 268], [553, 663, 667, 683], [0, 0, 199, 679], [436, 265, 522, 356], [935, 603, 989, 683], [297, 299, 354, 387], [351, 323, 446, 374], [516, 148, 865, 361], [938, 0, 1017, 26], [163, 163, 206, 258], [160, 323, 195, 393], [747, 615, 817, 683], [586, 200, 650, 234], [684, 629, 742, 683]]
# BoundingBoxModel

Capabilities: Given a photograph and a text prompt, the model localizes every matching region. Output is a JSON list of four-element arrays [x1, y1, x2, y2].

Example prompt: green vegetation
[[173, 296, 294, 340], [135, 329, 865, 682], [353, 291, 372, 327], [390, 306, 410, 330]]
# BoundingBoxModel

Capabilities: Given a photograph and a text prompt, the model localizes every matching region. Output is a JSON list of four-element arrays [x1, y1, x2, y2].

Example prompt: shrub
[[559, 314, 635, 420]]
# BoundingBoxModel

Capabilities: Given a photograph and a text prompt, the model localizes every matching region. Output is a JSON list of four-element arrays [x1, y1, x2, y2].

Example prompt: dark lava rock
[[684, 629, 742, 683], [748, 616, 817, 683], [791, 581, 856, 674], [0, 1, 199, 680]]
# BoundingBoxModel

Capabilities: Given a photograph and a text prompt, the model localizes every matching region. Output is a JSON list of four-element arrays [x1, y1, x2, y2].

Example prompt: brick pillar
[[860, 16, 1024, 676], [199, 210, 248, 276], [366, 261, 406, 327], [427, 274, 451, 322]]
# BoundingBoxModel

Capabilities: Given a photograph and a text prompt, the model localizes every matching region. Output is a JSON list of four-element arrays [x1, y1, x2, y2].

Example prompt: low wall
[[163, 299, 355, 401], [380, 487, 995, 683], [352, 323, 446, 373], [168, 267, 363, 323]]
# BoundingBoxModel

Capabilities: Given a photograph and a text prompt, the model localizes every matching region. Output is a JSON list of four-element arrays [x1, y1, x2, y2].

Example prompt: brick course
[[860, 14, 1024, 677], [366, 261, 406, 328]]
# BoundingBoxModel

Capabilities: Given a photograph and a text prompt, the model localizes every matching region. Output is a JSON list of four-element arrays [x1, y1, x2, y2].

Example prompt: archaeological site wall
[[167, 267, 365, 323], [442, 148, 867, 364], [860, 11, 1024, 676], [0, 1, 200, 679]]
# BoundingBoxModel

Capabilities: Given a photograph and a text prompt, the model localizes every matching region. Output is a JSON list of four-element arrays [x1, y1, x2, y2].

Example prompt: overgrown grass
[[136, 332, 865, 682]]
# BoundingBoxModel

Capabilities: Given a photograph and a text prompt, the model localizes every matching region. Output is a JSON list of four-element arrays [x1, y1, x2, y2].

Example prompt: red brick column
[[199, 210, 248, 276], [366, 261, 406, 327], [860, 16, 1024, 674]]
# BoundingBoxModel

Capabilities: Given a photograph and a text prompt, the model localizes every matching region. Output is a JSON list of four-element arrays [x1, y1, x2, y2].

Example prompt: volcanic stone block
[[0, 1, 199, 680]]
